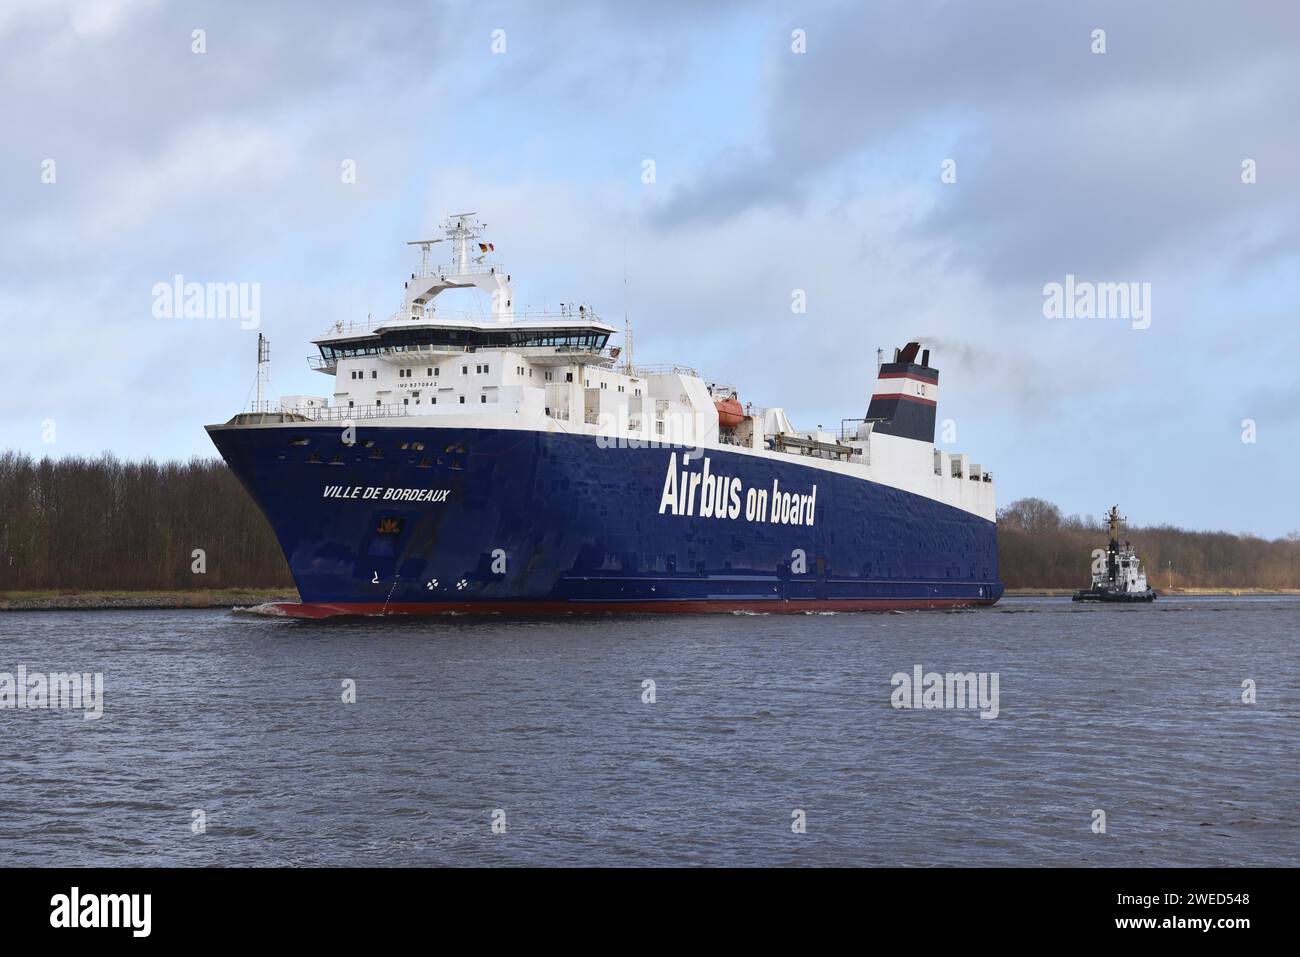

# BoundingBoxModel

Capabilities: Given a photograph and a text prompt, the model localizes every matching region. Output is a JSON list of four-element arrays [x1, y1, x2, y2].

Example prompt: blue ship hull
[[207, 424, 1003, 616]]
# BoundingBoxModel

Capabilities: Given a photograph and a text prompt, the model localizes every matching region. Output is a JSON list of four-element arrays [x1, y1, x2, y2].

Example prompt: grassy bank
[[4, 586, 1297, 611], [1004, 587, 1300, 597], [0, 588, 297, 611]]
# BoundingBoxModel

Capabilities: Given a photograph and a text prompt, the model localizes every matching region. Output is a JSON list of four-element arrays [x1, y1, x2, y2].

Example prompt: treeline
[[0, 451, 293, 591], [3, 454, 1298, 592], [998, 497, 1300, 590]]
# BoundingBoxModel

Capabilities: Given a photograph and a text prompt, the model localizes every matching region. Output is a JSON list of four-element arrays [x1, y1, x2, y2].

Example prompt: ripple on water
[[1, 598, 1297, 866]]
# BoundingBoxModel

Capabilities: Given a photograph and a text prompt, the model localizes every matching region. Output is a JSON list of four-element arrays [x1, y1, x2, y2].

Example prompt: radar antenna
[[406, 237, 444, 276]]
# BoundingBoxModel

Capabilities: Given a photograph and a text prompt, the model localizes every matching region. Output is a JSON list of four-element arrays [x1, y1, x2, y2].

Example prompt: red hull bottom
[[242, 597, 1000, 619]]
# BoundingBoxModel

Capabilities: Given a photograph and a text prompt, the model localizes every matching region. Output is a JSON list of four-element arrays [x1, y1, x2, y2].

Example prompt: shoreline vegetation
[[996, 497, 1300, 591], [0, 589, 295, 611], [3, 453, 1299, 608], [1002, 587, 1300, 597]]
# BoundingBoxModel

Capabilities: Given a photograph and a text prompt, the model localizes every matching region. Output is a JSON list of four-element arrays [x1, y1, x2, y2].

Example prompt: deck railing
[[263, 403, 412, 421], [316, 308, 611, 339], [630, 363, 699, 378]]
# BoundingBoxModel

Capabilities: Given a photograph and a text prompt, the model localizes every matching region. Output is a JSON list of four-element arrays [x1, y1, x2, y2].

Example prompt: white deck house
[[275, 214, 996, 522]]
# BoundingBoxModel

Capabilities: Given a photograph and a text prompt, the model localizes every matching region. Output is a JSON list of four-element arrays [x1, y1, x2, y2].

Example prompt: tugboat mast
[[1107, 504, 1123, 585]]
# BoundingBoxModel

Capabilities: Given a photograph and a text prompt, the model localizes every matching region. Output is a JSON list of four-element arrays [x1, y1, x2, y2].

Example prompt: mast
[[446, 212, 476, 275], [1107, 505, 1122, 584], [403, 213, 514, 323], [256, 333, 270, 411]]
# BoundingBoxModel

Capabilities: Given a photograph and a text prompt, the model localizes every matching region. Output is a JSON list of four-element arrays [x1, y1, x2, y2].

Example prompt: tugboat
[[1072, 506, 1157, 603]]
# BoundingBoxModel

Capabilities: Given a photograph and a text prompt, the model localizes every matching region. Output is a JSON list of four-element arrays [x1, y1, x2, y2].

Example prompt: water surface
[[0, 597, 1295, 866]]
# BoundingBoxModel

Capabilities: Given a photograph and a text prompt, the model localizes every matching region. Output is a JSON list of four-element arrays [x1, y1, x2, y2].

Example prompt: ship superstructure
[[207, 214, 1003, 616]]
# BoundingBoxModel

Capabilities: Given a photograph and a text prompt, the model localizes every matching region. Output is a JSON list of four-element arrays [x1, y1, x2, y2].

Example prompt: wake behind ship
[[206, 214, 1003, 617]]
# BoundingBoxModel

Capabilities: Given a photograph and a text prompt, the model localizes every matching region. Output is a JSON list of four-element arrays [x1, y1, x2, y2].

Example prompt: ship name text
[[323, 485, 451, 503]]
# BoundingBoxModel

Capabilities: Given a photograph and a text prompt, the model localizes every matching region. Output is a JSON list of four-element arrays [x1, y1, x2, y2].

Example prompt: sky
[[1, 0, 1297, 537]]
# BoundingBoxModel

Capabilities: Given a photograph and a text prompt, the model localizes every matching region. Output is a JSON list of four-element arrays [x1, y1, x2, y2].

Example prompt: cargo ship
[[206, 214, 1003, 616]]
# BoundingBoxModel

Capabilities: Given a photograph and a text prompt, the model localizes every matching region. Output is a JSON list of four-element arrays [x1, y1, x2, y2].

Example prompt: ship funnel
[[865, 341, 938, 443]]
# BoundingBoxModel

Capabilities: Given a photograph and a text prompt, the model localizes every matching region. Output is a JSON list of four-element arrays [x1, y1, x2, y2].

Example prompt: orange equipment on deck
[[715, 396, 744, 430]]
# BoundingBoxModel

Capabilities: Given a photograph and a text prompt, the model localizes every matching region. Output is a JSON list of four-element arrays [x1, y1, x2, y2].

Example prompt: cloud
[[651, 0, 1300, 282], [1, 0, 1297, 537]]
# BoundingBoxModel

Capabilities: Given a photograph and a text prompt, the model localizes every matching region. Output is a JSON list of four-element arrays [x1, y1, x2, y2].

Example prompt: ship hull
[[207, 423, 1003, 617], [1072, 588, 1157, 603]]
